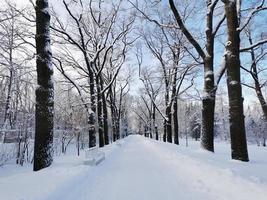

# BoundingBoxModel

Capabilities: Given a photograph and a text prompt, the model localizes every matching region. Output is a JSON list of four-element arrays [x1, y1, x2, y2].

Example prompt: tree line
[[132, 0, 267, 162], [0, 0, 266, 170]]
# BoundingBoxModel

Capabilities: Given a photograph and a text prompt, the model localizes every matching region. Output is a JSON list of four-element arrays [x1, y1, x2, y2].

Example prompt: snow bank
[[0, 141, 121, 200]]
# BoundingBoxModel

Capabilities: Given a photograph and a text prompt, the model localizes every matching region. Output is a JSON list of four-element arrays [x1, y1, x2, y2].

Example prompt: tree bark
[[200, 0, 217, 152], [155, 125, 159, 141], [96, 76, 104, 148], [3, 62, 13, 128], [223, 0, 249, 161], [109, 88, 117, 142], [166, 105, 172, 143], [117, 88, 124, 140], [77, 131, 80, 156], [163, 125, 166, 142], [173, 97, 179, 145], [88, 68, 96, 148], [33, 0, 54, 171], [172, 62, 179, 145], [152, 104, 158, 140], [100, 77, 109, 145], [164, 70, 172, 143], [201, 57, 215, 152]]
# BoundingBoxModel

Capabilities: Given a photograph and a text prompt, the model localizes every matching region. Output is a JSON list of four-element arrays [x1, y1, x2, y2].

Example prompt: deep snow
[[1, 135, 267, 200]]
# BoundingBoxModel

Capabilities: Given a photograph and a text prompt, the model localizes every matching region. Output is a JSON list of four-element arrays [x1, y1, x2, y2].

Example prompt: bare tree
[[138, 66, 162, 140], [0, 3, 34, 142], [169, 0, 225, 151], [51, 0, 134, 147], [241, 28, 267, 146]]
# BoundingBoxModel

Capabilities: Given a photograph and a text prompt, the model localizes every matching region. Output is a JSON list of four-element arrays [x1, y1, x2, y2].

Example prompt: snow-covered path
[[45, 135, 267, 200], [1, 135, 267, 200]]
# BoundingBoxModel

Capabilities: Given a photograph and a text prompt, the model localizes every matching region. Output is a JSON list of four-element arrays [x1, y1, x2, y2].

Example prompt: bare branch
[[168, 0, 206, 60], [239, 0, 267, 32], [240, 39, 267, 52]]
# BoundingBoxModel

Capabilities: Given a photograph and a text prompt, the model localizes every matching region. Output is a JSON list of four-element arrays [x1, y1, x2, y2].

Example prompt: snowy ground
[[1, 135, 267, 200]]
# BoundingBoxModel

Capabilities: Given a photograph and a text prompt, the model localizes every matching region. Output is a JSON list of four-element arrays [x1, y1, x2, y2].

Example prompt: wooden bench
[[83, 147, 105, 166]]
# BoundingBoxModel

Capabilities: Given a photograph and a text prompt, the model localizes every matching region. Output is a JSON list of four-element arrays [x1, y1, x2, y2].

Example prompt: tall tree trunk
[[152, 104, 158, 140], [155, 125, 159, 141], [111, 112, 116, 142], [2, 68, 13, 143], [96, 76, 104, 147], [117, 87, 125, 140], [88, 69, 96, 148], [166, 105, 172, 143], [200, 0, 216, 152], [77, 131, 80, 156], [172, 63, 179, 145], [33, 0, 54, 171], [109, 88, 117, 142], [11, 74, 20, 129], [164, 73, 172, 143], [144, 125, 148, 137], [4, 66, 13, 127], [116, 117, 120, 140], [223, 0, 249, 161], [201, 60, 215, 152], [2, 44, 14, 142], [149, 122, 152, 138], [173, 97, 179, 145], [101, 80, 109, 145], [163, 124, 166, 142]]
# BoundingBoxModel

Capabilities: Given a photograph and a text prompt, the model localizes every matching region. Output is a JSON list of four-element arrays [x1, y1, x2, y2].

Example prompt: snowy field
[[0, 135, 267, 200]]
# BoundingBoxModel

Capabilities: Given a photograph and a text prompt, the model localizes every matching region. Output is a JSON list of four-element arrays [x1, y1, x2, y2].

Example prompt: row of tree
[[132, 0, 267, 162], [0, 0, 266, 170], [0, 0, 134, 170]]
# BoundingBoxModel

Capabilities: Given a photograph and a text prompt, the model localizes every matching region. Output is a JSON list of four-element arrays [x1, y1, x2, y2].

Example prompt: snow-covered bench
[[83, 147, 105, 166], [115, 139, 126, 147], [116, 141, 123, 147]]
